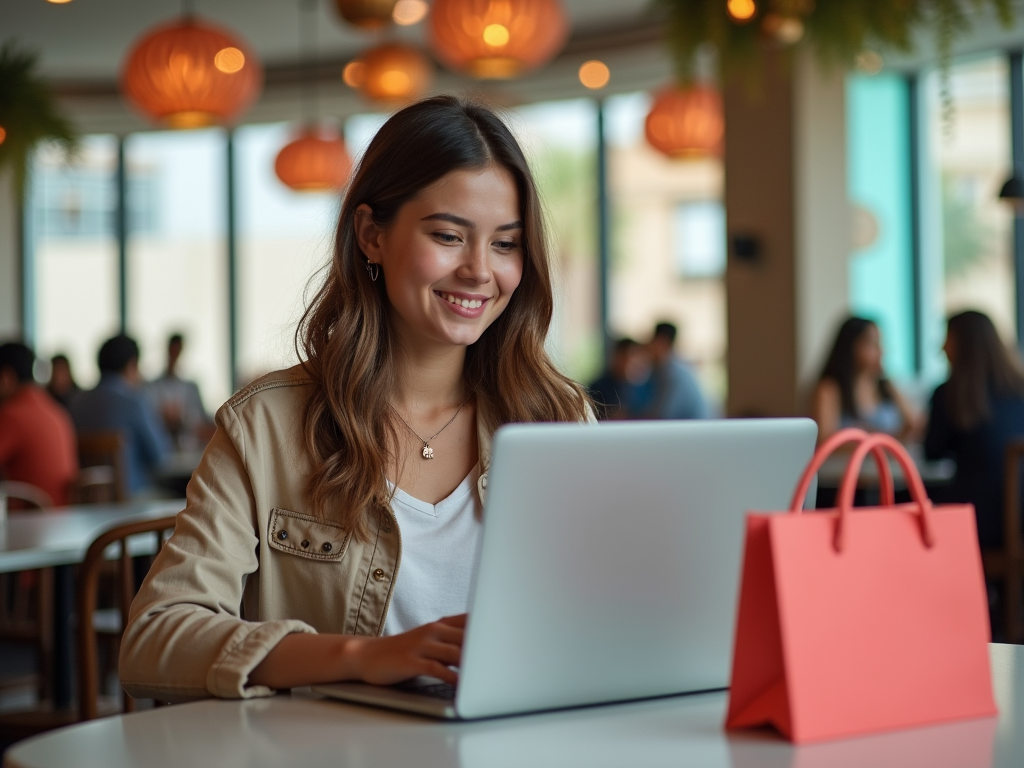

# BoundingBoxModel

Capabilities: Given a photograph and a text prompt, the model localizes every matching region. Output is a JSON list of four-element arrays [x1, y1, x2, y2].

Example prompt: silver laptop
[[314, 418, 817, 719]]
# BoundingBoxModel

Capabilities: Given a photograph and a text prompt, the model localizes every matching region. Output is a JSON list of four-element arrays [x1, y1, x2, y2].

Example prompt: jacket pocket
[[268, 508, 350, 562]]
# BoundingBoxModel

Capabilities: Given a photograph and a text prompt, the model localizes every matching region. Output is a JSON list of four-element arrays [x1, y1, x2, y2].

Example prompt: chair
[[0, 481, 54, 510], [981, 439, 1024, 644], [75, 433, 127, 504], [76, 516, 177, 721]]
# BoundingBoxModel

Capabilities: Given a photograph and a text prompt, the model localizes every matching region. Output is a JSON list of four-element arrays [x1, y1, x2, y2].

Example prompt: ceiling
[[5, 0, 657, 80]]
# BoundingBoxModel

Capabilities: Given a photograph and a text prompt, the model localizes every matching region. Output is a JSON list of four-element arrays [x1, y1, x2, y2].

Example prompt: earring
[[364, 262, 379, 282]]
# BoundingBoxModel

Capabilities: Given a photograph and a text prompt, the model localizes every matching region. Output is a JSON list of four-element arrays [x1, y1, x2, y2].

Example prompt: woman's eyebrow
[[421, 213, 523, 232]]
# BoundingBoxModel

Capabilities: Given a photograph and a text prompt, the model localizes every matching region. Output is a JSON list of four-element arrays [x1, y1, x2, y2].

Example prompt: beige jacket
[[120, 366, 498, 702]]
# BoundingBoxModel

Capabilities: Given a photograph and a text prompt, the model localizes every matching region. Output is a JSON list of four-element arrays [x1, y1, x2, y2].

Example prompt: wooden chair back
[[76, 433, 128, 503], [75, 515, 176, 721]]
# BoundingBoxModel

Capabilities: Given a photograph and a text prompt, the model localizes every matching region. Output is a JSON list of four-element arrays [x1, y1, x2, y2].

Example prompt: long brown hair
[[819, 316, 893, 418], [297, 96, 590, 538], [945, 310, 1024, 431]]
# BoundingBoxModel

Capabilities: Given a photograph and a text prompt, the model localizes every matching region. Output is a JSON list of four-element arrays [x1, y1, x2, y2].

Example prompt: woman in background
[[812, 316, 920, 445], [925, 310, 1024, 549]]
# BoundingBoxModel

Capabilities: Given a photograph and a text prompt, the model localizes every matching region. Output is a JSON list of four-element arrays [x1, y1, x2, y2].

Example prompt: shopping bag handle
[[789, 428, 895, 513], [835, 432, 936, 552]]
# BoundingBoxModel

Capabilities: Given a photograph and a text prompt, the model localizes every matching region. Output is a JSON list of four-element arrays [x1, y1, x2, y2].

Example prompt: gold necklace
[[390, 394, 472, 460]]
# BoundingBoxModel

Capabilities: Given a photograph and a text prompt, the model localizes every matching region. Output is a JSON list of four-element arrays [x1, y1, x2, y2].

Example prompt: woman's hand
[[344, 614, 466, 685]]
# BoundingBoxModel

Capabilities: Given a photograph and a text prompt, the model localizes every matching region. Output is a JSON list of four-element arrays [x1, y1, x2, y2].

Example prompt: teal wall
[[846, 75, 915, 379]]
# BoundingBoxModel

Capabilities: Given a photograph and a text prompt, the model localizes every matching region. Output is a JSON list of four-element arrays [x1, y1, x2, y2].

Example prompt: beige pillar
[[724, 51, 851, 417]]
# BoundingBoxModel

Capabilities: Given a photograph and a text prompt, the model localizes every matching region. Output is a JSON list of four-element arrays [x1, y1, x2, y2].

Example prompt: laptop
[[314, 418, 817, 719]]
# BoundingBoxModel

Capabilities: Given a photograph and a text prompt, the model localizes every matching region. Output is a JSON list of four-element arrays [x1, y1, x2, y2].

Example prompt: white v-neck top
[[382, 463, 484, 636]]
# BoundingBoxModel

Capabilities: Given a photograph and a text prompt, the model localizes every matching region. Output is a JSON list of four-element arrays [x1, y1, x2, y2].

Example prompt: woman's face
[[854, 324, 883, 374], [357, 165, 524, 351]]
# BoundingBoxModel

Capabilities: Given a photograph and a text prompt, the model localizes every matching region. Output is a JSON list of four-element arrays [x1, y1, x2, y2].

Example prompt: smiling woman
[[119, 96, 592, 701]]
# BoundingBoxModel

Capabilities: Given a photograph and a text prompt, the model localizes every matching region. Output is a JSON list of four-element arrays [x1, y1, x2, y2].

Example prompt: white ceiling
[[5, 0, 657, 81]]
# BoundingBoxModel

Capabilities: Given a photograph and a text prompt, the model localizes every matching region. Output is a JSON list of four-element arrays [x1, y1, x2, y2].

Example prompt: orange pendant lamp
[[429, 0, 568, 79], [345, 43, 433, 104], [275, 127, 352, 192], [122, 17, 262, 128], [333, 0, 398, 29], [644, 84, 724, 159]]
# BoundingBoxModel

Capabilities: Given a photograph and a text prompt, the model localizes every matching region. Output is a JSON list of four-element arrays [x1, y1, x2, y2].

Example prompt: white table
[[6, 644, 1023, 768], [0, 500, 184, 708]]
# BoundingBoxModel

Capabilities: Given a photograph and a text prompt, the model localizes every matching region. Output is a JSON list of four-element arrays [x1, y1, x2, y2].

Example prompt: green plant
[[0, 41, 77, 198], [653, 0, 1015, 85]]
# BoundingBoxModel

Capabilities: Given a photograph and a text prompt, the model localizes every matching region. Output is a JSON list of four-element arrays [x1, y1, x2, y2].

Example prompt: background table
[[6, 644, 1023, 768], [0, 500, 184, 709]]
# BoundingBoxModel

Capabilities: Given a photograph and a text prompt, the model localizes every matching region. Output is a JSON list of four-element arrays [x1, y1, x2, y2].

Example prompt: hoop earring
[[364, 262, 380, 282]]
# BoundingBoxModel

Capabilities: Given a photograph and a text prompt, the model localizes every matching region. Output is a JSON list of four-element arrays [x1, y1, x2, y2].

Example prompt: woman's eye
[[494, 239, 519, 250], [434, 232, 462, 244]]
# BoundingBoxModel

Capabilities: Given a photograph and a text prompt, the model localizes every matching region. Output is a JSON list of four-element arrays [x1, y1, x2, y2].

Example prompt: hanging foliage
[[653, 0, 1016, 83], [0, 41, 78, 198]]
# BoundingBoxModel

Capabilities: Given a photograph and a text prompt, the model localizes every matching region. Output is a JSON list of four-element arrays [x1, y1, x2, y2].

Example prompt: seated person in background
[[812, 316, 920, 445], [588, 337, 652, 419], [146, 333, 214, 450], [924, 310, 1024, 550], [71, 335, 171, 497], [0, 342, 78, 506], [46, 353, 80, 411], [643, 322, 710, 420]]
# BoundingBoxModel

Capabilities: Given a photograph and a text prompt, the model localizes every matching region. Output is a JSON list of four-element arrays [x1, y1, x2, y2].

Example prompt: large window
[[125, 129, 231, 408], [605, 92, 727, 406], [921, 56, 1014, 379], [28, 136, 119, 388]]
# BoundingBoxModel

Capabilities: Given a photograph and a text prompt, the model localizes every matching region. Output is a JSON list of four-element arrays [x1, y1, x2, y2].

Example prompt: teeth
[[440, 292, 483, 309]]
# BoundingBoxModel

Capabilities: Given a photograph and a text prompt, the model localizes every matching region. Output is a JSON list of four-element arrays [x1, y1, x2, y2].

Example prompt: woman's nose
[[456, 241, 492, 283]]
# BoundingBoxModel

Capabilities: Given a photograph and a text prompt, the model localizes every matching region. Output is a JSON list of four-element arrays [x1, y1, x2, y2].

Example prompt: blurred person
[[588, 337, 653, 419], [70, 334, 171, 497], [644, 322, 709, 420], [46, 353, 80, 411], [146, 333, 213, 449], [812, 317, 920, 445], [0, 341, 78, 506], [924, 310, 1024, 549]]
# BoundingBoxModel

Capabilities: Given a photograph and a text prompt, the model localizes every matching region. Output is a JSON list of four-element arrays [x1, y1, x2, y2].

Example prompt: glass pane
[[846, 73, 915, 380], [921, 56, 1014, 379], [29, 135, 119, 388], [125, 129, 230, 408], [235, 123, 340, 385], [509, 98, 602, 384], [605, 92, 727, 407]]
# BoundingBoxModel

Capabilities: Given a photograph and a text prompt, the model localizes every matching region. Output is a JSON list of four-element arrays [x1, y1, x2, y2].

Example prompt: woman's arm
[[888, 383, 924, 443], [812, 379, 842, 445], [248, 614, 465, 689]]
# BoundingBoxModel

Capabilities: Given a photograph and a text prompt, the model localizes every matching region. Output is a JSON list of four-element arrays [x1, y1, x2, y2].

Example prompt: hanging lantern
[[429, 0, 568, 79], [334, 0, 398, 30], [644, 85, 724, 159], [121, 18, 262, 129], [275, 127, 353, 192], [346, 43, 433, 104]]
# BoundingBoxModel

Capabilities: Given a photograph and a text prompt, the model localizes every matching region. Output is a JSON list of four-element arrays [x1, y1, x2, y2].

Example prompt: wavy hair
[[945, 310, 1024, 431], [819, 316, 893, 419], [297, 96, 590, 539]]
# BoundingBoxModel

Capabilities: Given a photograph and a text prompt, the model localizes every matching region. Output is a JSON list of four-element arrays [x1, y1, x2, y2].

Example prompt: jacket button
[[301, 540, 309, 548], [322, 542, 333, 553], [373, 568, 386, 581], [277, 530, 288, 541]]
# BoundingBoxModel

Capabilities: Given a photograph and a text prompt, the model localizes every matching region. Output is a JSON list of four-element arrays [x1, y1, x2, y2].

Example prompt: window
[[125, 129, 230, 408], [673, 201, 726, 279], [28, 136, 119, 388]]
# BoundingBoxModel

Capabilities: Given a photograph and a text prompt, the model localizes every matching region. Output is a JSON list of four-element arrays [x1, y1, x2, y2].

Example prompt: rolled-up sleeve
[[119, 402, 315, 702]]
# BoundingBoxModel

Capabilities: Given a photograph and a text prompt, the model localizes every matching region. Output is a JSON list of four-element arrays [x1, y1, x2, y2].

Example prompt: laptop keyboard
[[395, 680, 457, 701]]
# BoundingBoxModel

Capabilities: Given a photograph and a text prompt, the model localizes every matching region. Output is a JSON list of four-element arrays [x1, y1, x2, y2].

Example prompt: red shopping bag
[[725, 429, 997, 743]]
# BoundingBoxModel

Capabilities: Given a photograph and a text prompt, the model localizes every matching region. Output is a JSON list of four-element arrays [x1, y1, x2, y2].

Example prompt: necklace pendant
[[422, 444, 434, 460]]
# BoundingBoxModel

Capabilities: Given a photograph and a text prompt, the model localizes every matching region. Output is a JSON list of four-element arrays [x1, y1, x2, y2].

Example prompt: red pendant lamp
[[275, 127, 352, 192], [345, 42, 433, 104], [429, 0, 568, 79], [644, 84, 724, 159], [333, 0, 398, 29], [122, 17, 262, 128]]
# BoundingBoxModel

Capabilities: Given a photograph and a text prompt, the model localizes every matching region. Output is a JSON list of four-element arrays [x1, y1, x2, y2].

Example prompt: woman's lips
[[435, 290, 489, 318]]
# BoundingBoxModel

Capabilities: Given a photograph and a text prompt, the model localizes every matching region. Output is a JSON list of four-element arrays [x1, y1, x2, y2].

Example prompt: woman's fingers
[[420, 660, 459, 685], [423, 640, 462, 667], [438, 613, 468, 628]]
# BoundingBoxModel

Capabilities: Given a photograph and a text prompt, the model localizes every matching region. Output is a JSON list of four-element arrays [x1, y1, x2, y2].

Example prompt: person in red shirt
[[0, 342, 78, 507]]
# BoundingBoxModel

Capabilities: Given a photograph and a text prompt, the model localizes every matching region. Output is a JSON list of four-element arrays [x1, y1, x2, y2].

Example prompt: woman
[[812, 317, 919, 444], [925, 310, 1024, 550], [120, 97, 591, 700]]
